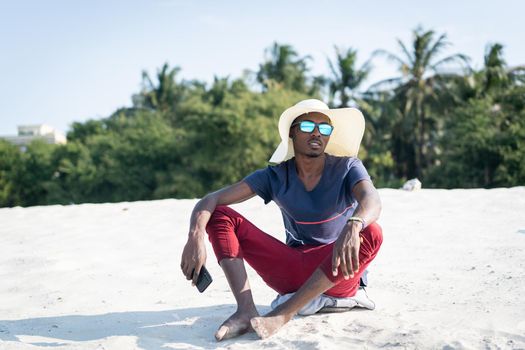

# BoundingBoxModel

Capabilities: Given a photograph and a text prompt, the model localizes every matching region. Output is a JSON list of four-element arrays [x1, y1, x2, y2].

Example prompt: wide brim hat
[[269, 99, 365, 163]]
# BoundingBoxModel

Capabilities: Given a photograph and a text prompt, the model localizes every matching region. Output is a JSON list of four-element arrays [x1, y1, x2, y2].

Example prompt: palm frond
[[421, 33, 448, 68], [368, 77, 403, 92], [397, 39, 415, 66], [372, 49, 407, 68], [432, 53, 470, 72]]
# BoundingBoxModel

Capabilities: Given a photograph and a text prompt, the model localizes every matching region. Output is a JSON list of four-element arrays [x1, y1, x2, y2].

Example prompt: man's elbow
[[368, 187, 382, 219], [375, 195, 382, 219], [195, 192, 218, 210]]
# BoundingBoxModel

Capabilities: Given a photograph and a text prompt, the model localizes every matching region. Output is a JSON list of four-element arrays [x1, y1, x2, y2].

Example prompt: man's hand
[[331, 179, 381, 279], [180, 232, 207, 286], [331, 222, 362, 279], [179, 180, 255, 286]]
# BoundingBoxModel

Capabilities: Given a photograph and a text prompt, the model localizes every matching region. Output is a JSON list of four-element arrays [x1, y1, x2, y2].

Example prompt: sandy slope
[[1, 188, 524, 349]]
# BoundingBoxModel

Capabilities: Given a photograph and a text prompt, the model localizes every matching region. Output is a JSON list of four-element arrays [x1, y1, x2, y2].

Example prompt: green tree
[[359, 90, 403, 187], [257, 42, 311, 93], [67, 119, 106, 143], [427, 42, 525, 189], [136, 63, 187, 126], [471, 43, 525, 97], [373, 27, 469, 178], [16, 141, 57, 206], [482, 43, 510, 94], [45, 141, 98, 204], [0, 140, 23, 206], [428, 85, 525, 188], [327, 46, 371, 108], [88, 110, 182, 202], [177, 77, 310, 194]]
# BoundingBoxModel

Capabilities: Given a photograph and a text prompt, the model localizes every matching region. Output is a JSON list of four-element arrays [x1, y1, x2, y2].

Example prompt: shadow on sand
[[0, 304, 272, 350]]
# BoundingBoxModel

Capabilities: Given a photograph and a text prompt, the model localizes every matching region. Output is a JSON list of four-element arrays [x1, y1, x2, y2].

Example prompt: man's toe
[[215, 325, 229, 341]]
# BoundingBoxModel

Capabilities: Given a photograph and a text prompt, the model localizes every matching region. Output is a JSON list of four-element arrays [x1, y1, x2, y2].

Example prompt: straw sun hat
[[269, 99, 365, 163]]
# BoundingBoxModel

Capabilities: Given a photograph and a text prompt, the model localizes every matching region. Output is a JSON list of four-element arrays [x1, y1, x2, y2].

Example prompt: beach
[[1, 187, 524, 349]]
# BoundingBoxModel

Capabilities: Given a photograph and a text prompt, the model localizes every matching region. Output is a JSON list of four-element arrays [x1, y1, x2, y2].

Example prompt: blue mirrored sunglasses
[[291, 120, 334, 136]]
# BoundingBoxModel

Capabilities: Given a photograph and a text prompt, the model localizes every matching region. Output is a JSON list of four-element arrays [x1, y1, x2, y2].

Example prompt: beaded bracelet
[[347, 216, 366, 232]]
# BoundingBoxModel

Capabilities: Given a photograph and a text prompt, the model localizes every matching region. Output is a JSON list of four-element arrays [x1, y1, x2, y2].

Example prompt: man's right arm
[[180, 180, 255, 285]]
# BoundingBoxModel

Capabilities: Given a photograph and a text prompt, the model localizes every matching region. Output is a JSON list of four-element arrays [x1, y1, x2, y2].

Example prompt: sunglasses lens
[[294, 120, 333, 136], [318, 124, 333, 136], [299, 121, 315, 133]]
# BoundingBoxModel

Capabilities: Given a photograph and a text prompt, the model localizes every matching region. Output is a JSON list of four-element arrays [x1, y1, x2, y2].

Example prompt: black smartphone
[[193, 265, 213, 293]]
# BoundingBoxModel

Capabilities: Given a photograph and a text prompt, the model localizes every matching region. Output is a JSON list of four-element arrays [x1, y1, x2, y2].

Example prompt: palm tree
[[139, 63, 184, 114], [204, 76, 248, 106], [478, 43, 525, 95], [372, 27, 469, 178], [256, 42, 310, 93], [481, 43, 510, 94], [327, 46, 371, 108], [448, 43, 524, 112]]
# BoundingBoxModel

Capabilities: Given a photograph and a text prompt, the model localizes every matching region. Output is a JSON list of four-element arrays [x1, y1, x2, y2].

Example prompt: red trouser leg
[[319, 222, 383, 297], [206, 206, 383, 298]]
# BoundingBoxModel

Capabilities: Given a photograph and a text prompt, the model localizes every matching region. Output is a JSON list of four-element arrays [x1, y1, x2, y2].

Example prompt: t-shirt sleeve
[[345, 158, 371, 193], [243, 167, 273, 204]]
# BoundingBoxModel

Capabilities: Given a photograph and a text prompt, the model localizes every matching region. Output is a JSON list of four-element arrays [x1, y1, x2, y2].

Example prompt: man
[[180, 99, 383, 340]]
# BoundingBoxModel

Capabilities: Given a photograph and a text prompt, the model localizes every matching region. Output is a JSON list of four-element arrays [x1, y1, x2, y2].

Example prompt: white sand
[[1, 188, 524, 349]]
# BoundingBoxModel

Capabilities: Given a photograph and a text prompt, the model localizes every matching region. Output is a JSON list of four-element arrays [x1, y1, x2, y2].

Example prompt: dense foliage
[[1, 28, 524, 207]]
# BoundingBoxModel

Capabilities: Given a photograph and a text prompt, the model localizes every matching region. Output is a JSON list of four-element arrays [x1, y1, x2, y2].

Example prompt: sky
[[0, 0, 523, 135]]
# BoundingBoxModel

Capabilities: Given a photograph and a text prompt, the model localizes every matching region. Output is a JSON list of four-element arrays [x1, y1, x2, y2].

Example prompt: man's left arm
[[350, 179, 382, 231], [332, 180, 382, 279]]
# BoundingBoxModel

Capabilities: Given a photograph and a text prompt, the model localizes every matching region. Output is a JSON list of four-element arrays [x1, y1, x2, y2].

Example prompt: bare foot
[[250, 315, 288, 339], [215, 309, 259, 341]]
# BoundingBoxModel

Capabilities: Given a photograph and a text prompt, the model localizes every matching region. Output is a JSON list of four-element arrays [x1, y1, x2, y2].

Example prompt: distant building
[[0, 124, 67, 148]]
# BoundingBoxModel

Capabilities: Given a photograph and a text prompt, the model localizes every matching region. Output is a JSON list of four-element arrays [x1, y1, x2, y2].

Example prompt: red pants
[[206, 206, 383, 298]]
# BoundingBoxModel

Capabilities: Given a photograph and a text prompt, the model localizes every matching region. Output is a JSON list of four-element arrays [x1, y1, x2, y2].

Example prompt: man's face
[[289, 112, 332, 158]]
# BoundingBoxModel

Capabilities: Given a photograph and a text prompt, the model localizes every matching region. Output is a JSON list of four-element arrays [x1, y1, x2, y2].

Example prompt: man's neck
[[294, 153, 326, 178]]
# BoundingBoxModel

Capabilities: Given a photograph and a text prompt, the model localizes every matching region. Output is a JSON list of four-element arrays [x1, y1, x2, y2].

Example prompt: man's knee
[[208, 205, 234, 224], [206, 206, 243, 233], [361, 222, 383, 255], [206, 206, 243, 261]]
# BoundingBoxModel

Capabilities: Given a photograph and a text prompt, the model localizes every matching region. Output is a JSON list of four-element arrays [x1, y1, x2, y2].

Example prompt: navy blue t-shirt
[[244, 154, 371, 247]]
